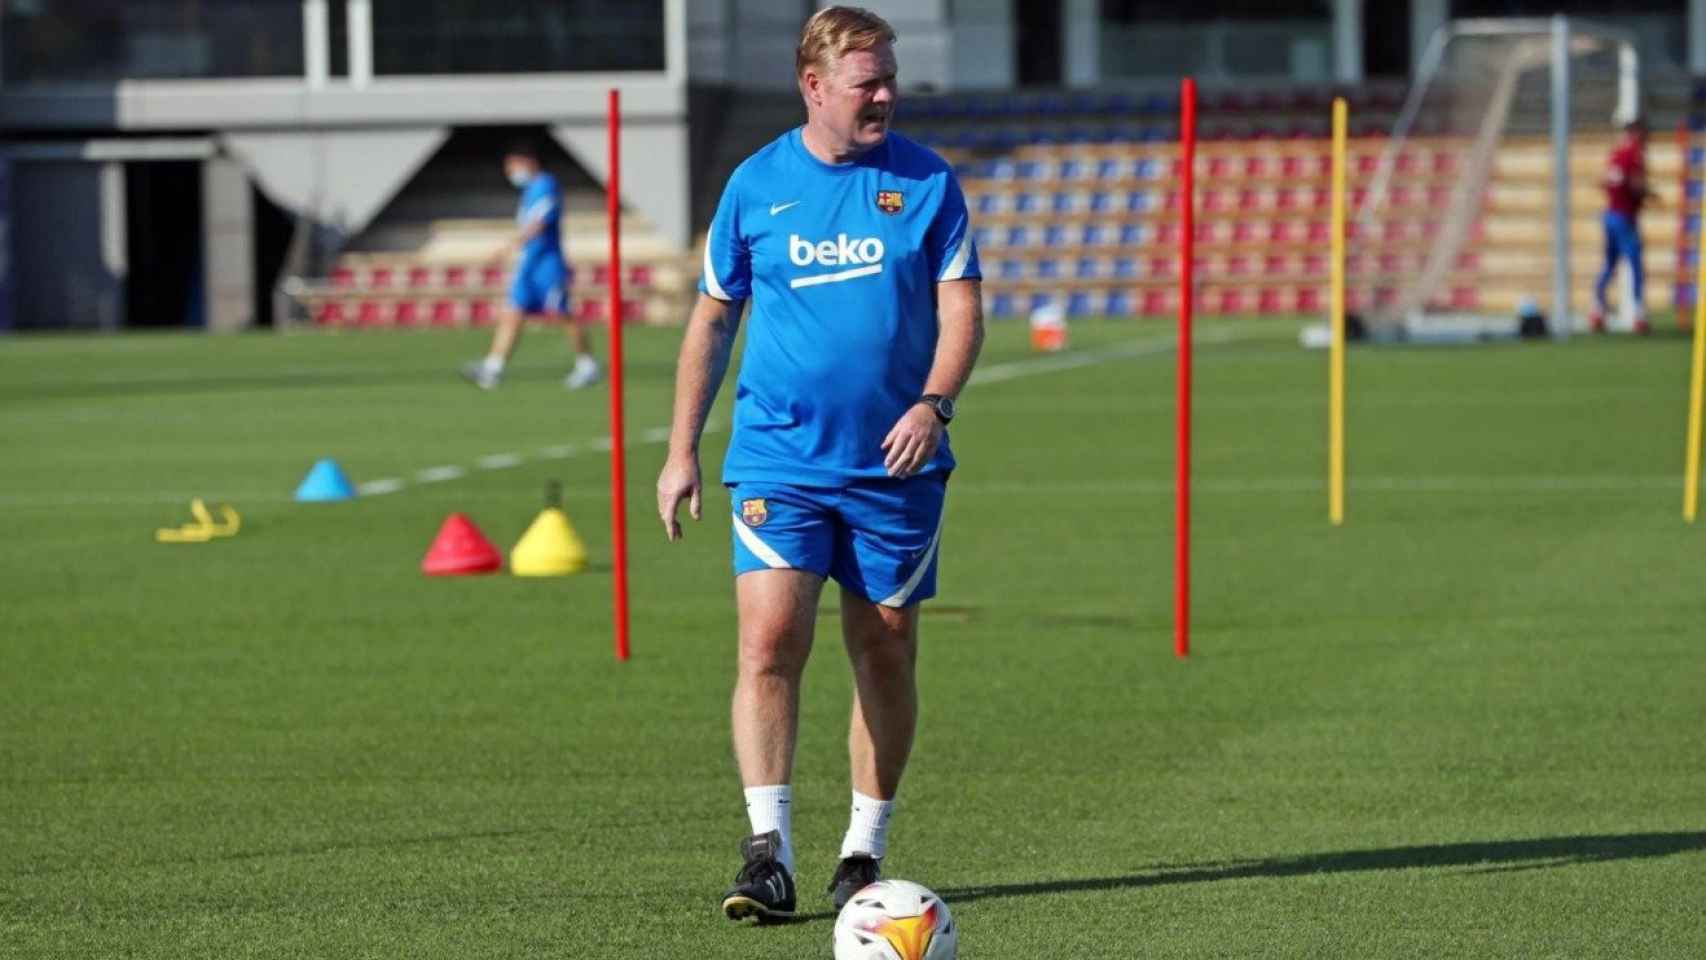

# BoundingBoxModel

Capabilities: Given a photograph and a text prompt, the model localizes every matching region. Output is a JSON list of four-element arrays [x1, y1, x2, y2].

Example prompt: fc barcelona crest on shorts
[[741, 498, 769, 527], [875, 190, 904, 214]]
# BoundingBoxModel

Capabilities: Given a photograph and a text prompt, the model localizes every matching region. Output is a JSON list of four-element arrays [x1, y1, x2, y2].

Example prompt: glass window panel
[[371, 0, 665, 75], [2, 0, 304, 85]]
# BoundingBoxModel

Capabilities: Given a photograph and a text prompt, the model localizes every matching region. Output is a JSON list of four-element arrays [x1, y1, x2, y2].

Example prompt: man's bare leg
[[731, 568, 823, 872], [564, 318, 602, 389], [463, 307, 529, 388], [838, 591, 919, 861]]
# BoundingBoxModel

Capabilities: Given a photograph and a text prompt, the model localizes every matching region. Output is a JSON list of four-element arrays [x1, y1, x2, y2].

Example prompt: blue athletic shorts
[[510, 261, 570, 315], [729, 475, 948, 607]]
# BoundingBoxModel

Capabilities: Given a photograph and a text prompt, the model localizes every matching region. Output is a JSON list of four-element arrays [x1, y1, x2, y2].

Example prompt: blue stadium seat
[[1067, 291, 1095, 316], [1043, 225, 1069, 247], [975, 193, 1003, 215], [972, 227, 996, 248], [1096, 158, 1122, 180], [1124, 191, 1151, 213], [1014, 160, 1044, 180], [1141, 93, 1177, 114], [1075, 257, 1100, 279], [1028, 292, 1058, 311], [1119, 223, 1145, 245], [1006, 226, 1032, 247], [998, 259, 1025, 280], [1014, 192, 1040, 214], [1135, 158, 1162, 179], [1058, 158, 1085, 180], [1690, 180, 1704, 203], [991, 292, 1017, 317], [1036, 258, 1061, 279], [1105, 290, 1134, 316], [1112, 257, 1137, 278], [1051, 192, 1074, 213], [1089, 192, 1114, 213]]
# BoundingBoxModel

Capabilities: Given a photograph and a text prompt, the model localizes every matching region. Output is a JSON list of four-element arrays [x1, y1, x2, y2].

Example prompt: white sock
[[574, 353, 599, 372], [744, 785, 795, 872], [480, 355, 505, 376], [839, 790, 895, 860]]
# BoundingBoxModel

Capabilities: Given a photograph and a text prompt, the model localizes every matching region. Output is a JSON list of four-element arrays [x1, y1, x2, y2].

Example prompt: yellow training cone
[[510, 506, 587, 576]]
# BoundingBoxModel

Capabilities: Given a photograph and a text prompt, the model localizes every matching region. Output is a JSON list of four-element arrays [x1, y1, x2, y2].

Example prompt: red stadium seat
[[592, 264, 612, 287], [1296, 286, 1323, 312], [629, 264, 654, 287], [369, 267, 395, 289], [393, 300, 421, 327], [470, 300, 497, 326], [356, 300, 386, 327], [406, 266, 433, 289], [443, 265, 469, 288], [576, 298, 604, 323], [1450, 286, 1478, 308], [430, 300, 460, 327], [1257, 286, 1288, 314], [330, 266, 356, 289], [315, 301, 347, 326], [479, 265, 506, 288]]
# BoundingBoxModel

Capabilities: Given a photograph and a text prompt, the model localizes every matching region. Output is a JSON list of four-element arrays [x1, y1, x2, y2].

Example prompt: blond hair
[[795, 6, 896, 78]]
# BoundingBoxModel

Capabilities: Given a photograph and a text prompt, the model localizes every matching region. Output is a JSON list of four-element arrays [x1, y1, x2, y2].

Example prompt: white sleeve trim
[[702, 220, 732, 300], [938, 235, 974, 282], [522, 197, 556, 224], [732, 515, 790, 568]]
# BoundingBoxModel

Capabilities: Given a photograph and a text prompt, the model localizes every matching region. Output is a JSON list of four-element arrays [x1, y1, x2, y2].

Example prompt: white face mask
[[507, 168, 531, 189]]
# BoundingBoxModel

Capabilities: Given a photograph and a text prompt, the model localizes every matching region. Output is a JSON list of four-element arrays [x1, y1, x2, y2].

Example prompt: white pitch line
[[4, 334, 1217, 511], [356, 477, 406, 496], [414, 465, 467, 484]]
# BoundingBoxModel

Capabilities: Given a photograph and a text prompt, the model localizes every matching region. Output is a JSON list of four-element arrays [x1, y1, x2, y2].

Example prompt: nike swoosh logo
[[770, 201, 801, 215]]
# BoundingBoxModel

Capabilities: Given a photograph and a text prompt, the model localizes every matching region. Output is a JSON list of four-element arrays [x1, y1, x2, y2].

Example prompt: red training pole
[[1175, 77, 1196, 660], [608, 88, 632, 662]]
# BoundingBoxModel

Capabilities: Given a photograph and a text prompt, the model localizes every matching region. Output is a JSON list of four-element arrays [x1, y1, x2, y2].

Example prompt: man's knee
[[738, 618, 812, 679], [846, 607, 917, 678]]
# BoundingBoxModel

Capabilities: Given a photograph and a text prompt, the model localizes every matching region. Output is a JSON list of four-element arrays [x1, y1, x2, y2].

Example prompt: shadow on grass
[[930, 832, 1706, 909]]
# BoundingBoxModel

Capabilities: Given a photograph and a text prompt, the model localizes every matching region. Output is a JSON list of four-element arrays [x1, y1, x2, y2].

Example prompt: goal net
[[1356, 17, 1641, 340]]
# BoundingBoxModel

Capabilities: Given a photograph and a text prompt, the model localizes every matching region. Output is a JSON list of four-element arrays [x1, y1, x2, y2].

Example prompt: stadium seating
[[298, 212, 688, 330]]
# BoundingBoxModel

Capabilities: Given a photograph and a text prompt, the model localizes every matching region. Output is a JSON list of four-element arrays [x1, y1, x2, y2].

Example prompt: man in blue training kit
[[461, 141, 602, 390], [656, 5, 983, 925]]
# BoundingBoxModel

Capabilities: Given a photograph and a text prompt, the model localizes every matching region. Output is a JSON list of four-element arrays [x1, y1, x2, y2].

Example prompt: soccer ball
[[833, 878, 958, 960]]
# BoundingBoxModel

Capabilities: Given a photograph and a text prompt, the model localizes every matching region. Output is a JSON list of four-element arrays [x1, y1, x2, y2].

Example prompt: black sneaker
[[827, 854, 882, 912], [721, 830, 796, 924]]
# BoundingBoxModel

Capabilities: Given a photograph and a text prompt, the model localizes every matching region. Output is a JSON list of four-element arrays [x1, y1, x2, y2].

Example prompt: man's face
[[807, 43, 897, 152], [504, 156, 536, 187]]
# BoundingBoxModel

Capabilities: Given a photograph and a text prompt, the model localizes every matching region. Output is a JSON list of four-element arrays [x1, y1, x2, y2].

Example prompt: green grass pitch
[[2, 319, 1703, 958]]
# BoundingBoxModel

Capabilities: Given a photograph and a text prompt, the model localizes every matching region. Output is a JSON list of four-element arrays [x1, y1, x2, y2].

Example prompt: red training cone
[[421, 513, 503, 576]]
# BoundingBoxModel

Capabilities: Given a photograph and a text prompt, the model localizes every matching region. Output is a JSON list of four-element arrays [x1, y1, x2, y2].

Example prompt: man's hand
[[881, 403, 945, 479], [656, 452, 703, 542]]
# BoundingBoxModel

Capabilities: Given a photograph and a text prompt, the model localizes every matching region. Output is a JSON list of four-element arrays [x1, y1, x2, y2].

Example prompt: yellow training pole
[[1329, 97, 1348, 526], [1685, 176, 1706, 521]]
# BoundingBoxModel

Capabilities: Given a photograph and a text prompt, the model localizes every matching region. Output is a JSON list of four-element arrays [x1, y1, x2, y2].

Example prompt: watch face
[[936, 396, 956, 420]]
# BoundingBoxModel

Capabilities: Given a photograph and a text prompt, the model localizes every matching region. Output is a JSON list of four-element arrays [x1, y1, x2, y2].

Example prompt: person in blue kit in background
[[462, 141, 602, 389], [655, 5, 984, 926]]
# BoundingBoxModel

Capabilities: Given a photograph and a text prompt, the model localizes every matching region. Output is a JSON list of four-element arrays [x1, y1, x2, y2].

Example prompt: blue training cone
[[294, 458, 357, 502]]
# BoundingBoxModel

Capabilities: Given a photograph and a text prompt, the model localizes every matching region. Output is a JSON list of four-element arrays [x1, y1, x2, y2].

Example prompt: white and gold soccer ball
[[832, 878, 958, 960]]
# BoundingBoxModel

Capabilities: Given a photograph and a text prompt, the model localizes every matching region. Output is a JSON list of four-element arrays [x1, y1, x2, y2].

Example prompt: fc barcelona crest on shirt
[[875, 190, 904, 214], [741, 499, 769, 527]]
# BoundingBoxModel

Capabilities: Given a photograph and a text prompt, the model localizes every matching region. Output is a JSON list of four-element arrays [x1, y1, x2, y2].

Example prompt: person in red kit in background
[[1591, 118, 1651, 334]]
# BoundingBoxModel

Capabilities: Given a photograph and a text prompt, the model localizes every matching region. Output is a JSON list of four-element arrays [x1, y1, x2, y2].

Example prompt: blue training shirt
[[517, 173, 566, 273], [701, 128, 981, 487]]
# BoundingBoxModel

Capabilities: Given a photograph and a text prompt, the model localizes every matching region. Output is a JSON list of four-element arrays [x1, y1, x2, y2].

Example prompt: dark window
[[371, 0, 666, 75], [2, 0, 304, 85]]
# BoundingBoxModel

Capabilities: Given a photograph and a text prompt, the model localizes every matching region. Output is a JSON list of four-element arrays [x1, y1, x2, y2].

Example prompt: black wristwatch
[[919, 394, 956, 424]]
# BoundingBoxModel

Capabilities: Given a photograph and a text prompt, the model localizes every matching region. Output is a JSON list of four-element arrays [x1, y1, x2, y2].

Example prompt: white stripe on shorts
[[731, 514, 790, 569], [878, 508, 946, 608]]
